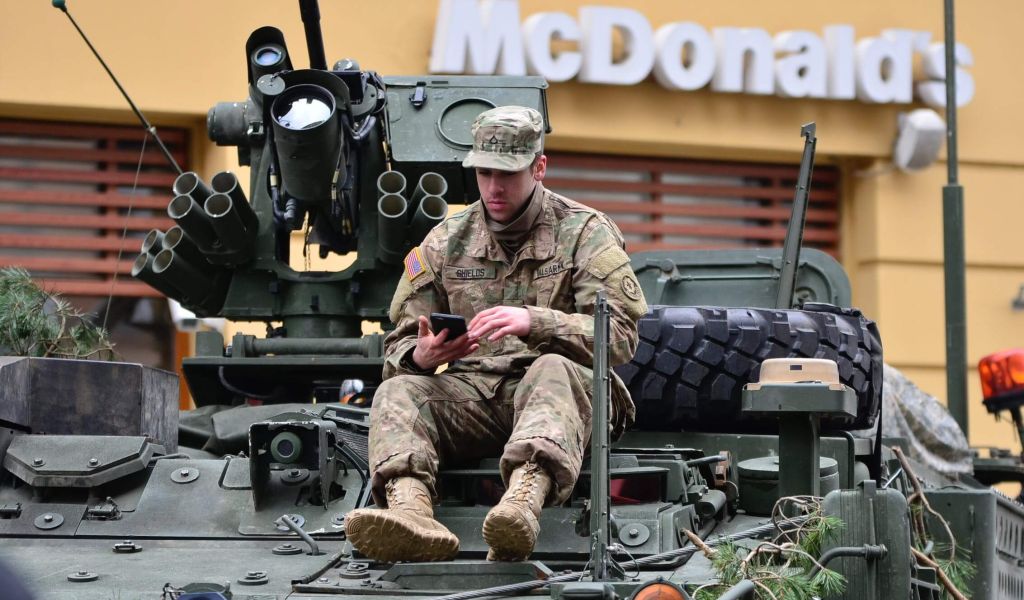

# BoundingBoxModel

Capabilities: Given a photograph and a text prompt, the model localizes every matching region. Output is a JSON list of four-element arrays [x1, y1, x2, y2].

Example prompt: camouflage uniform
[[370, 183, 649, 506]]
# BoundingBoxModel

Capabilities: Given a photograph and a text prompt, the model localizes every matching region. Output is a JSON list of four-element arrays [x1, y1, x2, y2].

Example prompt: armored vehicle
[[0, 1, 1021, 599]]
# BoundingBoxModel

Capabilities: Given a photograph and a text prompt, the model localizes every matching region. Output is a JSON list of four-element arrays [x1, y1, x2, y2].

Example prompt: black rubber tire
[[615, 304, 882, 432]]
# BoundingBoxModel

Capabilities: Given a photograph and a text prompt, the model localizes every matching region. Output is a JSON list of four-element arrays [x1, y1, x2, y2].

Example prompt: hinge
[[85, 498, 121, 521], [0, 503, 22, 519], [410, 83, 427, 109]]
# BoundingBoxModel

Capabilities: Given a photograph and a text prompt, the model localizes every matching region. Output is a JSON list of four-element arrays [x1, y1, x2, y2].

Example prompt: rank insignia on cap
[[404, 247, 426, 281]]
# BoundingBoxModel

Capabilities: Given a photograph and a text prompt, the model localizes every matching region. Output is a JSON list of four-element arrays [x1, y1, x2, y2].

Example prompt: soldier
[[345, 106, 648, 562]]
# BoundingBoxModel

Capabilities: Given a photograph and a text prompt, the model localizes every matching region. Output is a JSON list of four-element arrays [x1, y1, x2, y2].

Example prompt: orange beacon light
[[979, 349, 1024, 447]]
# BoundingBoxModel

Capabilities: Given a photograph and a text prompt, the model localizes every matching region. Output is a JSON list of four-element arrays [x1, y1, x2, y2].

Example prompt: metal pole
[[942, 0, 969, 436], [589, 291, 611, 580], [298, 0, 329, 71]]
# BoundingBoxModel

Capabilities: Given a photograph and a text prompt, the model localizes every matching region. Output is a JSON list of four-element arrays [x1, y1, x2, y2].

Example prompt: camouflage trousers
[[369, 354, 593, 507]]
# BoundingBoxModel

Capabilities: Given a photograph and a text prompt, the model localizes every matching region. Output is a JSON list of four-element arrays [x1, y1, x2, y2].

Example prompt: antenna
[[775, 123, 817, 310], [51, 0, 183, 175]]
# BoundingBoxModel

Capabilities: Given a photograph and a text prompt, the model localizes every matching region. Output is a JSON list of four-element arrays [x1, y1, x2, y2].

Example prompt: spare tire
[[615, 304, 882, 432]]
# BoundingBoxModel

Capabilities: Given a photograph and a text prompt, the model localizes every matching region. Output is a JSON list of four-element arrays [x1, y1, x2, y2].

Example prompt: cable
[[426, 518, 798, 600], [217, 366, 276, 400], [101, 133, 147, 332]]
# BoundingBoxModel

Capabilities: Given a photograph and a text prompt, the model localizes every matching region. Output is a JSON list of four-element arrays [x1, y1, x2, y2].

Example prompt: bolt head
[[32, 458, 44, 466], [43, 514, 53, 522], [290, 469, 301, 477], [318, 577, 329, 583], [179, 469, 190, 476], [88, 458, 99, 466]]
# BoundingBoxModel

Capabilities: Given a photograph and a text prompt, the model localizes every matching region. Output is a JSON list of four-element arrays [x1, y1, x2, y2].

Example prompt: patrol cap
[[461, 106, 544, 172]]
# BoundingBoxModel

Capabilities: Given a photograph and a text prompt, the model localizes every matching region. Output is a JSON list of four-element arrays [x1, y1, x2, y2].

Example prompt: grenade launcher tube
[[161, 226, 208, 267], [131, 253, 185, 300], [140, 229, 164, 257], [152, 248, 219, 308], [168, 193, 218, 251], [377, 192, 408, 265], [410, 194, 448, 245], [204, 193, 252, 255]]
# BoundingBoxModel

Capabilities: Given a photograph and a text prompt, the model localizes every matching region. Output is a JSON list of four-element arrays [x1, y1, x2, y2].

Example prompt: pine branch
[[912, 547, 968, 600], [691, 497, 847, 600], [0, 268, 114, 361]]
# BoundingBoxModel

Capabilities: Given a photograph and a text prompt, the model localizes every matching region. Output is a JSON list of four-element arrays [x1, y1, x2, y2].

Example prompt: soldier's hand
[[468, 306, 531, 342], [411, 315, 478, 370]]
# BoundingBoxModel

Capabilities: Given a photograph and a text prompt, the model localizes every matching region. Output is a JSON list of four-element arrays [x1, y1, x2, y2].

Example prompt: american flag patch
[[404, 247, 426, 281]]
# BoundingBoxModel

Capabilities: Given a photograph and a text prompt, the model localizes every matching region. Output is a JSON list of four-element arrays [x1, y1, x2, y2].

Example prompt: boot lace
[[507, 462, 543, 507], [385, 478, 413, 509], [385, 478, 429, 511]]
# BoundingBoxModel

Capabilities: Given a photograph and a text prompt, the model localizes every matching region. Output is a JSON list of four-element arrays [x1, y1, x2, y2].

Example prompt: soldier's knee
[[371, 375, 422, 410], [528, 353, 576, 373]]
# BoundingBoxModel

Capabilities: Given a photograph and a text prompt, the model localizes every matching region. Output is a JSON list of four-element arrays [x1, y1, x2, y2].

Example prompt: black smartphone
[[430, 312, 468, 341]]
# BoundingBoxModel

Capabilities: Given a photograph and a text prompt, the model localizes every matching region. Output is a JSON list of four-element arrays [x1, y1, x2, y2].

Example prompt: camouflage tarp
[[856, 363, 972, 475]]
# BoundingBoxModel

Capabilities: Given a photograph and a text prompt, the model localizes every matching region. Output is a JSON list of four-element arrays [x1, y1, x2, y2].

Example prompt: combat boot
[[482, 461, 552, 561], [344, 477, 459, 562]]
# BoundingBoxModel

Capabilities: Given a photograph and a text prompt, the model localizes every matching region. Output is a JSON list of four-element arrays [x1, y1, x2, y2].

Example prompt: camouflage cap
[[462, 106, 544, 172]]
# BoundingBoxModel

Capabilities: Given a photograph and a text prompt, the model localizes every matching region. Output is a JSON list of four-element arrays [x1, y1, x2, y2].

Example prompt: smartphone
[[430, 312, 468, 341]]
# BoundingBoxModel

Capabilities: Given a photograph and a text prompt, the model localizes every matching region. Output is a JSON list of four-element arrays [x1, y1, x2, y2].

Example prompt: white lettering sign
[[429, 0, 974, 108]]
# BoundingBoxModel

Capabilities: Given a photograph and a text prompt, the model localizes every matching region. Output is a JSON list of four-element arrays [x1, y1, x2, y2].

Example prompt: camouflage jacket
[[383, 184, 648, 435]]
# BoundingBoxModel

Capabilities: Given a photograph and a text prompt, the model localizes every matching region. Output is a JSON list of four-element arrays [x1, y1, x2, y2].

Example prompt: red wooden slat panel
[[37, 279, 162, 298], [0, 144, 186, 167], [580, 199, 838, 223], [0, 212, 172, 231], [626, 241, 744, 253], [0, 256, 134, 275], [626, 240, 839, 259], [0, 118, 187, 299], [547, 150, 840, 257], [0, 234, 144, 252], [0, 166, 177, 187], [0, 189, 171, 210], [0, 119, 186, 143], [544, 177, 838, 202], [552, 152, 840, 183], [616, 221, 839, 242]]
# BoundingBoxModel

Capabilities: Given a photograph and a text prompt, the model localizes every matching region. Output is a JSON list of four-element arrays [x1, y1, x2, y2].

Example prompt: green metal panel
[[925, 488, 1024, 600], [383, 75, 549, 204], [631, 247, 851, 308], [822, 481, 913, 600]]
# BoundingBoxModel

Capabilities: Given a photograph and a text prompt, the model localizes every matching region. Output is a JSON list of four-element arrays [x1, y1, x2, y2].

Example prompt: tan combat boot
[[482, 462, 552, 561], [344, 477, 459, 562]]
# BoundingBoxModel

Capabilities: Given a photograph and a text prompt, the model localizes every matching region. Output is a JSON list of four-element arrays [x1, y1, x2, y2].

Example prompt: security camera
[[893, 108, 946, 172]]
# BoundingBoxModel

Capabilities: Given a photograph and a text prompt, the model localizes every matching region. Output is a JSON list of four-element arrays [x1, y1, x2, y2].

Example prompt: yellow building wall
[[2, 1, 1023, 449]]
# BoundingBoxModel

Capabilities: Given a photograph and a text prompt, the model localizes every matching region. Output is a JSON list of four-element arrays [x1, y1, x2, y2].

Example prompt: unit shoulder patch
[[584, 245, 630, 280], [621, 273, 642, 301]]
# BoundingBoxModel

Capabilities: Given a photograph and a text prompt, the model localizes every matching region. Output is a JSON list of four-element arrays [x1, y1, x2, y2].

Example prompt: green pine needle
[[811, 567, 847, 597], [690, 497, 847, 600], [0, 267, 114, 360], [933, 544, 976, 596]]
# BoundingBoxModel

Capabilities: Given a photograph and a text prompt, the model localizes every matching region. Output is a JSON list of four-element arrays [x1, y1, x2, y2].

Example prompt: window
[[546, 152, 839, 256], [0, 118, 186, 296]]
